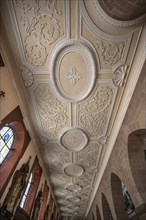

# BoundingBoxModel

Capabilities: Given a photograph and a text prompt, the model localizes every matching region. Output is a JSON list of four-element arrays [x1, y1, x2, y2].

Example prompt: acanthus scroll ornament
[[34, 84, 68, 138], [13, 0, 63, 67], [78, 83, 114, 138], [96, 41, 125, 65]]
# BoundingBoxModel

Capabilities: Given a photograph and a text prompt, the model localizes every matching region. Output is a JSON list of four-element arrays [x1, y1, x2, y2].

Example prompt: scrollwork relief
[[52, 173, 71, 186], [78, 144, 100, 170], [48, 144, 71, 168], [96, 40, 125, 65], [34, 84, 68, 138], [13, 0, 63, 67], [78, 83, 114, 138], [78, 170, 95, 187]]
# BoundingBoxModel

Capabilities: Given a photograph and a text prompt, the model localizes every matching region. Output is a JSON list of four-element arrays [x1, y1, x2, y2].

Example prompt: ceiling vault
[[0, 0, 145, 219]]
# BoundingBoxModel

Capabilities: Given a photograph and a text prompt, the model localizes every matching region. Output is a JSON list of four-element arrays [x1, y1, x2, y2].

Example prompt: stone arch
[[96, 204, 101, 220], [111, 173, 130, 220], [92, 212, 95, 220], [128, 129, 146, 203], [102, 193, 113, 220]]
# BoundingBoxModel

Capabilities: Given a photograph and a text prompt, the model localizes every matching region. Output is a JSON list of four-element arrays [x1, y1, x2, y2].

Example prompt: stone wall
[[86, 61, 146, 220]]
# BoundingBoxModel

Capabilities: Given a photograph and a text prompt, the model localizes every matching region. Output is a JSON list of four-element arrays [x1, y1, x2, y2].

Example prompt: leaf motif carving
[[78, 83, 114, 138], [34, 85, 68, 138]]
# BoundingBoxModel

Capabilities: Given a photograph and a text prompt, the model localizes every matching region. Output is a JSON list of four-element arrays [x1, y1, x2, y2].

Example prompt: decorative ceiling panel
[[1, 0, 145, 219], [11, 0, 65, 70], [31, 81, 69, 138], [78, 81, 117, 139]]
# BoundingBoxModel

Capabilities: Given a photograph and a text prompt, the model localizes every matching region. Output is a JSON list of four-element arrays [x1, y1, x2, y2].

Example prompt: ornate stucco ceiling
[[0, 0, 146, 219]]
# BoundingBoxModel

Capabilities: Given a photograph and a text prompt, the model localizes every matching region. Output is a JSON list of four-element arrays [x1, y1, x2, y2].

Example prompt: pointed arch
[[111, 173, 130, 220], [96, 204, 101, 220], [102, 193, 113, 220], [92, 212, 95, 220], [128, 129, 146, 203]]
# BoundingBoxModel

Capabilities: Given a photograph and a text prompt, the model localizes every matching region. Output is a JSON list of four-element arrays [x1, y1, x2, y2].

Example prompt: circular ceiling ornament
[[64, 163, 84, 177], [66, 184, 82, 192], [49, 39, 96, 102], [60, 128, 88, 152], [67, 196, 81, 203]]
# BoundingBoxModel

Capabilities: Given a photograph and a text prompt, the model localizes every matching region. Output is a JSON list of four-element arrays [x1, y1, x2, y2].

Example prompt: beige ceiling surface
[[1, 0, 145, 219]]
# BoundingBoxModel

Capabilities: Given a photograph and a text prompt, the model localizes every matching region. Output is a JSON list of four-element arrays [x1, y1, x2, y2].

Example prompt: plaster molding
[[12, 0, 64, 68], [95, 41, 126, 66], [113, 65, 128, 87], [64, 163, 84, 177], [92, 0, 146, 27], [80, 0, 133, 41], [49, 39, 96, 102], [78, 80, 118, 139], [60, 127, 89, 152], [20, 65, 34, 87], [31, 81, 69, 138]]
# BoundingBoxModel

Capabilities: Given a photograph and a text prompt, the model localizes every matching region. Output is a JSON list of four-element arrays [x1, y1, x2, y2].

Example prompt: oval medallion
[[64, 163, 84, 177], [60, 128, 88, 152], [50, 40, 96, 102]]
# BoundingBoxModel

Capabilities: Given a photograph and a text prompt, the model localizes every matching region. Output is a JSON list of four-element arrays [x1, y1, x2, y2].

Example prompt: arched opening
[[92, 212, 95, 220], [39, 181, 49, 220], [128, 129, 146, 203], [20, 157, 42, 215], [20, 173, 33, 208], [96, 204, 101, 220], [0, 106, 31, 197], [102, 193, 113, 220], [13, 157, 42, 219], [111, 173, 136, 220]]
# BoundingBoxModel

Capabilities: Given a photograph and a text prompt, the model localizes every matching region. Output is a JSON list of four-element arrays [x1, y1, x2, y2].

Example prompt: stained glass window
[[0, 126, 14, 165], [20, 173, 33, 208]]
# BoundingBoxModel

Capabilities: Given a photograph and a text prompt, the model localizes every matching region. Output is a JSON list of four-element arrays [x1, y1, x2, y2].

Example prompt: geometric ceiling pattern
[[1, 0, 146, 219]]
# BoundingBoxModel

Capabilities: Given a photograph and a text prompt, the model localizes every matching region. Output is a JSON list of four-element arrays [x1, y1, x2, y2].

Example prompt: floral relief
[[78, 83, 114, 138], [34, 84, 68, 138], [13, 0, 63, 67], [96, 40, 125, 65]]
